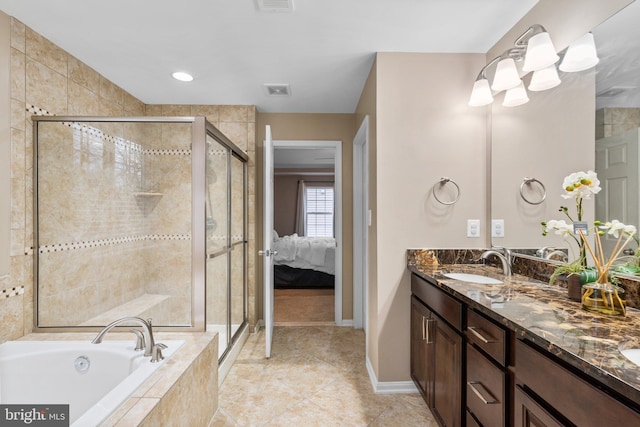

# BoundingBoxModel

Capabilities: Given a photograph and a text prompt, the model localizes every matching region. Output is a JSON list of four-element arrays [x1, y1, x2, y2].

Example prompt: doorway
[[271, 140, 343, 325]]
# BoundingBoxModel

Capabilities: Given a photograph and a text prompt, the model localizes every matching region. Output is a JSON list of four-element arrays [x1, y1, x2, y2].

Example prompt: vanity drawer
[[515, 339, 640, 426], [411, 274, 462, 331], [467, 343, 505, 427], [466, 308, 507, 366]]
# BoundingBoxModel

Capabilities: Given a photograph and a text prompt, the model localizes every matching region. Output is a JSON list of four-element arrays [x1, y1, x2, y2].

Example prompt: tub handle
[[151, 343, 168, 363], [130, 329, 145, 352]]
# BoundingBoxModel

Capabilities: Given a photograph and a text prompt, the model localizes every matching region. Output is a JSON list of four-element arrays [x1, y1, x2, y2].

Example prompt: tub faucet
[[481, 248, 512, 276], [91, 317, 156, 359]]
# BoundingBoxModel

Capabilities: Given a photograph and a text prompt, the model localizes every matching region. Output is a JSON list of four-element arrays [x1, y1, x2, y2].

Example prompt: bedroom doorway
[[271, 140, 342, 325]]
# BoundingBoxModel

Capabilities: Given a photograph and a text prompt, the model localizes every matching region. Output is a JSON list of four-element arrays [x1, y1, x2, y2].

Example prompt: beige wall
[[256, 113, 356, 321], [274, 169, 334, 236], [373, 52, 488, 381]]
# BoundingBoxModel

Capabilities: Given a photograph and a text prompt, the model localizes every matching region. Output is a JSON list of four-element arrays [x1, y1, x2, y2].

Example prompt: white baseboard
[[339, 319, 354, 327], [365, 356, 419, 394]]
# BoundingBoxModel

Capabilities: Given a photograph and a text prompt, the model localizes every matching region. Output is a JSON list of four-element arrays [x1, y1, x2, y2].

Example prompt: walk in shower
[[33, 116, 247, 360]]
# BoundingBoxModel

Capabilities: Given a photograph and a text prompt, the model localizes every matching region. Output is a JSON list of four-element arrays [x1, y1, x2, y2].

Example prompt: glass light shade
[[559, 32, 599, 72], [522, 32, 559, 72], [503, 81, 529, 107], [468, 78, 494, 106], [491, 58, 521, 91], [528, 64, 561, 91]]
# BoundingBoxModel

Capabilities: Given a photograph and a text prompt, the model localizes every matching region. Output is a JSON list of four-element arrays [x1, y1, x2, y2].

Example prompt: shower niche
[[33, 116, 247, 359]]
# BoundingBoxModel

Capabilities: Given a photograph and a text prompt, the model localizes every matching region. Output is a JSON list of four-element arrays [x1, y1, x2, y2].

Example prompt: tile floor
[[210, 325, 438, 426]]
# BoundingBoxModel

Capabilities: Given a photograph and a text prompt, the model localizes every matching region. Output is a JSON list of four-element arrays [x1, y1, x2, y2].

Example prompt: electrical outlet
[[467, 219, 480, 238], [492, 219, 505, 238]]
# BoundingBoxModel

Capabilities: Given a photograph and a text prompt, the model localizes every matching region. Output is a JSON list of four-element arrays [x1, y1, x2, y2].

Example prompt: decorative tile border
[[143, 149, 190, 156], [39, 234, 191, 254], [27, 104, 191, 157], [2, 285, 25, 299]]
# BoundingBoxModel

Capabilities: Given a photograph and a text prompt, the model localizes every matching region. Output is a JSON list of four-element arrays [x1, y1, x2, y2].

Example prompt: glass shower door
[[230, 154, 246, 338], [205, 135, 230, 358]]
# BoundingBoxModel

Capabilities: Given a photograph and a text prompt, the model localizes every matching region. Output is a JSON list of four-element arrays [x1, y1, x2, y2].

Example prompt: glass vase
[[581, 281, 626, 317]]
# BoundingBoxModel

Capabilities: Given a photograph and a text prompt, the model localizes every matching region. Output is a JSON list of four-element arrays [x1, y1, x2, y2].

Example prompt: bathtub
[[0, 340, 184, 427]]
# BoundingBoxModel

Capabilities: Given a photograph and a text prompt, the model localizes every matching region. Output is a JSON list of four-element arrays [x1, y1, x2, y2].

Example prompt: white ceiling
[[0, 0, 539, 113]]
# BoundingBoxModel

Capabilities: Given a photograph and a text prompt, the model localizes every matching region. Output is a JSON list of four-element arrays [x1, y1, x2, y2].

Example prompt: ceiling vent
[[264, 84, 291, 96], [257, 0, 294, 13]]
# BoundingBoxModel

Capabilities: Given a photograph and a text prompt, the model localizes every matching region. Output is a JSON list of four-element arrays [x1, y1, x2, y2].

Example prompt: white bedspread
[[273, 233, 336, 275]]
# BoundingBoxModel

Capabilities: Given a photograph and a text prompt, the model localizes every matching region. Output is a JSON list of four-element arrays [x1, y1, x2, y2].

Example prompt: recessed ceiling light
[[172, 72, 194, 82]]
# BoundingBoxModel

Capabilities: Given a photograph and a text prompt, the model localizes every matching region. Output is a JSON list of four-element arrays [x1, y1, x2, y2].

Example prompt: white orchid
[[543, 219, 573, 238], [598, 220, 637, 239], [561, 170, 601, 200]]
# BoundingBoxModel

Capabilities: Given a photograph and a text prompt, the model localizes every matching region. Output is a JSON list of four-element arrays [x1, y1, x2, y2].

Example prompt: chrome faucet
[[481, 248, 512, 276], [91, 317, 164, 362], [536, 246, 555, 258], [545, 250, 568, 262]]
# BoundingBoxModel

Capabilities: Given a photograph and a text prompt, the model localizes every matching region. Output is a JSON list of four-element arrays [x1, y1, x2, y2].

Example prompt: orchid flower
[[543, 219, 574, 238], [561, 170, 601, 200], [598, 220, 637, 238]]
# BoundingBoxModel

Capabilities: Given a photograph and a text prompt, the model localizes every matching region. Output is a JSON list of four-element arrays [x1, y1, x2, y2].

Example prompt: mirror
[[490, 1, 640, 265]]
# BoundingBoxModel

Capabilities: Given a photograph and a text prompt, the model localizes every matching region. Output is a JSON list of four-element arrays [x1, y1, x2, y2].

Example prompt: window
[[305, 185, 334, 237]]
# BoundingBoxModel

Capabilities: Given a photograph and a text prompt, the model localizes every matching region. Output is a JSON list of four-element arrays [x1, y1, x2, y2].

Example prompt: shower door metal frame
[[32, 116, 248, 333]]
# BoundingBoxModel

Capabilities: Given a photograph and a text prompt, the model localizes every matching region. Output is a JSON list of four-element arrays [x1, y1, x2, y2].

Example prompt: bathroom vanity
[[409, 261, 640, 427]]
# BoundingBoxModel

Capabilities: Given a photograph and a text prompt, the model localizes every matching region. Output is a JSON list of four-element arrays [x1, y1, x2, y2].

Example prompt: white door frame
[[273, 140, 343, 325], [353, 117, 369, 331]]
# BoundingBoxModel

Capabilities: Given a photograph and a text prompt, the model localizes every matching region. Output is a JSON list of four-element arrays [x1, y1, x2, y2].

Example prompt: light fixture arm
[[474, 56, 501, 81], [514, 24, 548, 48]]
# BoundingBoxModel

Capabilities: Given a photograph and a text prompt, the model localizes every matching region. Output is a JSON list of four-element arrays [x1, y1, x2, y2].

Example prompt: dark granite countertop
[[408, 262, 640, 406]]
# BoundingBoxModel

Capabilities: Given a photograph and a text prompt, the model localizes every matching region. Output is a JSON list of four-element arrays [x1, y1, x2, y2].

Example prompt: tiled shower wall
[[596, 107, 640, 139], [0, 17, 257, 341]]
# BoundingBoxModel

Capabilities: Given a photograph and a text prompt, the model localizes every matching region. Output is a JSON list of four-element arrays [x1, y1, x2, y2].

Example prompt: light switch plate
[[467, 219, 480, 238], [492, 219, 505, 238]]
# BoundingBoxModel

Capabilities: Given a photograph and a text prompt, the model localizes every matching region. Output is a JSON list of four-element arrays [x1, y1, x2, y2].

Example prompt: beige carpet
[[274, 288, 335, 325]]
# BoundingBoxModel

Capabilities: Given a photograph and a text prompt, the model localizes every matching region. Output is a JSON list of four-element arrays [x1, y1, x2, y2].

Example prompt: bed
[[272, 232, 336, 289]]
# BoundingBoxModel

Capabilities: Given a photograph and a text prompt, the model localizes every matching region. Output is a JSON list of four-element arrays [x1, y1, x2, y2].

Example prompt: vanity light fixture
[[528, 63, 561, 91], [172, 71, 194, 82], [503, 81, 530, 107], [469, 24, 565, 108], [491, 56, 522, 91], [468, 57, 500, 106], [518, 25, 559, 72], [559, 32, 599, 72]]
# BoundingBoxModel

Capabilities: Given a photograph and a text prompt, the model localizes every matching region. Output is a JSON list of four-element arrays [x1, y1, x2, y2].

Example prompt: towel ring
[[520, 177, 546, 205], [432, 177, 460, 205]]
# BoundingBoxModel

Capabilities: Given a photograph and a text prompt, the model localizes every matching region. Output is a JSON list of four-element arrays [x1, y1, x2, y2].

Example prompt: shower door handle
[[258, 250, 278, 257]]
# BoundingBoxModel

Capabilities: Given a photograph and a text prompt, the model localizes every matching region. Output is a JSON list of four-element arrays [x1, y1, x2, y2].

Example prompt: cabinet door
[[433, 314, 463, 427], [514, 385, 564, 427], [411, 296, 433, 405]]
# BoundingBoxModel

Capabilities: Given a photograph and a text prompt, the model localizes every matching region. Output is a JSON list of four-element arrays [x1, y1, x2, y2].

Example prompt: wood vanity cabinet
[[411, 274, 463, 427], [411, 271, 640, 427], [515, 339, 640, 426]]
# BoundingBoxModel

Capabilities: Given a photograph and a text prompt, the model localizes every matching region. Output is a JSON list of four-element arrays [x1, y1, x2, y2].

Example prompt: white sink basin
[[620, 348, 640, 367], [442, 272, 503, 285]]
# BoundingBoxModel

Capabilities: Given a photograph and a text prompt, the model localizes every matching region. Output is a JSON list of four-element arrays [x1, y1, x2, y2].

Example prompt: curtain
[[294, 180, 306, 235]]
